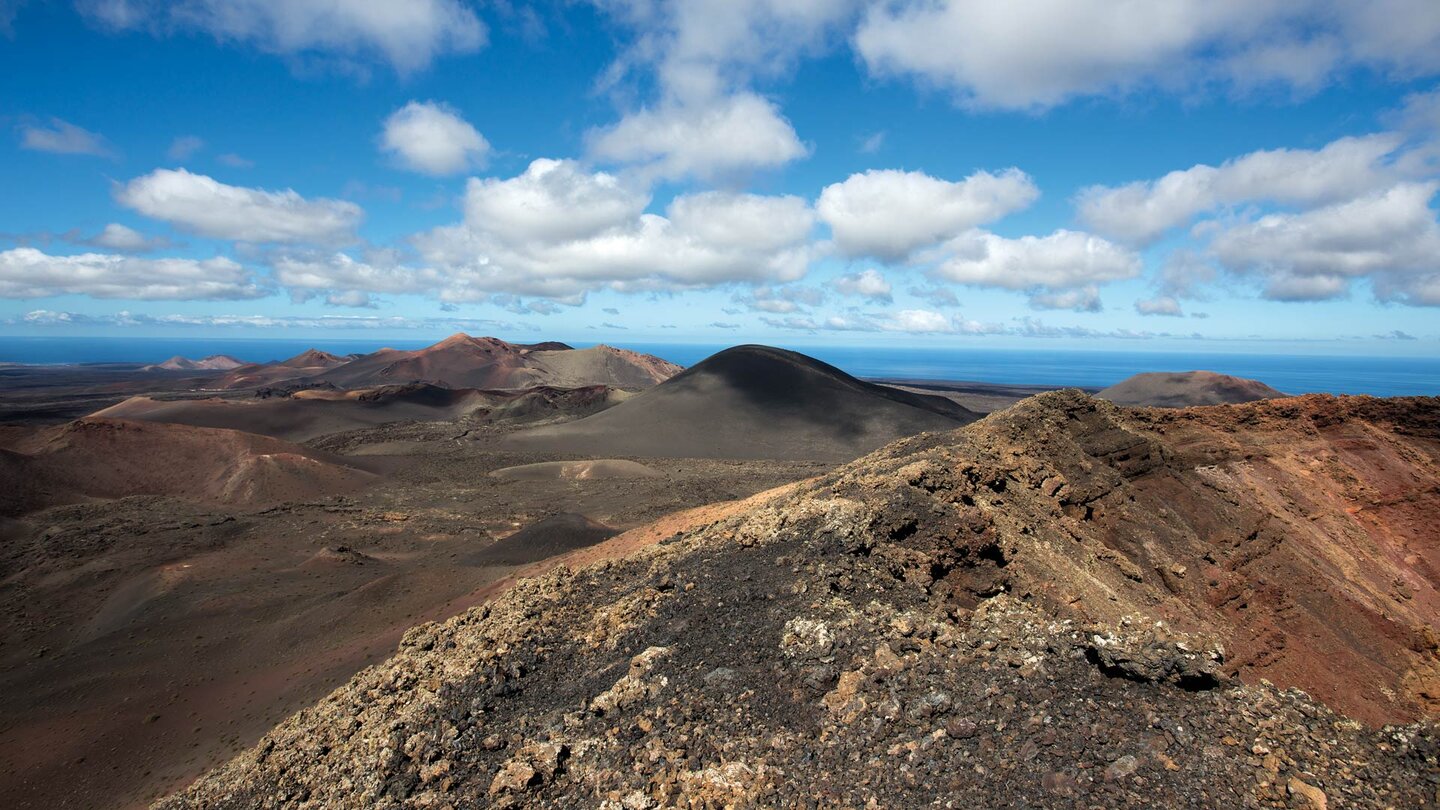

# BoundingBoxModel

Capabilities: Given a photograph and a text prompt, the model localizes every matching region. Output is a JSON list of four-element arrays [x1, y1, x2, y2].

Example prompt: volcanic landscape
[[0, 334, 1435, 809]]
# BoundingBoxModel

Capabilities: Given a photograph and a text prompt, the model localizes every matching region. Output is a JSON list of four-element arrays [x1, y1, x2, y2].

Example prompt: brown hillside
[[1098, 370, 1285, 407], [141, 355, 245, 372], [91, 383, 625, 442], [155, 390, 1440, 809], [308, 334, 681, 391], [0, 418, 376, 514]]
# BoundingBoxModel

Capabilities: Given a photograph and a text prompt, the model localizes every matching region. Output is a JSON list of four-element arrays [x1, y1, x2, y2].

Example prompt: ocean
[[0, 336, 1435, 398]]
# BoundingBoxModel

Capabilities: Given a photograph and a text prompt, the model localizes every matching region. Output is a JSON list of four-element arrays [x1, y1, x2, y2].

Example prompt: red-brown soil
[[0, 417, 822, 810], [308, 334, 681, 391], [0, 418, 376, 515], [822, 391, 1440, 724], [211, 349, 348, 390], [153, 392, 1440, 810], [1121, 394, 1440, 720]]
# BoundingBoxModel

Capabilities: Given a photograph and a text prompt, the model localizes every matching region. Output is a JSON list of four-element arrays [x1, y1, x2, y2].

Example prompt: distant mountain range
[[204, 334, 681, 392]]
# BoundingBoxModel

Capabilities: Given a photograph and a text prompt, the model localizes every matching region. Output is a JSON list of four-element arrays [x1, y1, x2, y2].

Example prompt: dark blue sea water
[[627, 344, 1439, 398], [0, 336, 1435, 397]]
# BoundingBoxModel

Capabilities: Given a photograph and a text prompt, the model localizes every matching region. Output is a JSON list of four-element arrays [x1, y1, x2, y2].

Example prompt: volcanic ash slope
[[510, 344, 980, 460], [92, 383, 628, 443], [157, 390, 1439, 809]]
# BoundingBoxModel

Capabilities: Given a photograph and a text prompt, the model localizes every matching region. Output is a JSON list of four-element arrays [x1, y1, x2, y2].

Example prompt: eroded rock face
[[156, 391, 1440, 809]]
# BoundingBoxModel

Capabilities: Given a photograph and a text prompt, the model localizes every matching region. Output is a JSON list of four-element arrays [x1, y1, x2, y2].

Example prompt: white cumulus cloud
[[855, 0, 1440, 110], [1076, 134, 1403, 244], [586, 1, 855, 180], [818, 168, 1038, 260], [588, 93, 806, 181], [668, 190, 817, 255], [270, 250, 441, 300], [412, 158, 816, 300], [77, 0, 486, 74], [831, 268, 892, 301], [0, 247, 265, 300], [116, 168, 362, 244], [462, 158, 648, 243], [1209, 181, 1440, 305], [381, 100, 489, 176], [86, 223, 170, 252], [931, 229, 1141, 308]]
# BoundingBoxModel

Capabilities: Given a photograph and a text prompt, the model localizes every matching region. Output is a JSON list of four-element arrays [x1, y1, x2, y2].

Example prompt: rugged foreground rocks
[[157, 391, 1440, 808]]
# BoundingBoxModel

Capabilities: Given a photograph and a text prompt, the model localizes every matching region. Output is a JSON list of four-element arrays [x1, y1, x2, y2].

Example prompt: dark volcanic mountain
[[157, 391, 1440, 809], [307, 334, 681, 391], [510, 344, 981, 460], [1098, 370, 1285, 407]]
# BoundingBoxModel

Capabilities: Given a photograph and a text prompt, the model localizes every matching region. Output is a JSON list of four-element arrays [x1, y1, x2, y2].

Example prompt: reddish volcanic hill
[[511, 344, 980, 460], [1098, 370, 1285, 407], [0, 418, 376, 515], [214, 348, 349, 390], [275, 349, 345, 369], [294, 334, 681, 391], [141, 355, 246, 372]]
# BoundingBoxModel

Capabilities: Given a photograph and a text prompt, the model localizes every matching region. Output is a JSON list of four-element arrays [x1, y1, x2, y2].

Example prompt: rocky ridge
[[156, 391, 1440, 808]]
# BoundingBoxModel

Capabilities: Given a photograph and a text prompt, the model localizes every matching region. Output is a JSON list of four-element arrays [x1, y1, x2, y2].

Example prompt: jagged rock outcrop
[[156, 391, 1440, 808]]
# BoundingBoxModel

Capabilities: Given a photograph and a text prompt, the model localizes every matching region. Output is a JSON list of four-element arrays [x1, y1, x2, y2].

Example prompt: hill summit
[[141, 354, 245, 372], [510, 344, 980, 460], [1098, 370, 1285, 407]]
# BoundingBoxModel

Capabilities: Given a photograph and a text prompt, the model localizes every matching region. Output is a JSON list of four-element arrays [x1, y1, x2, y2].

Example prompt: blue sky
[[2, 1, 1440, 354]]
